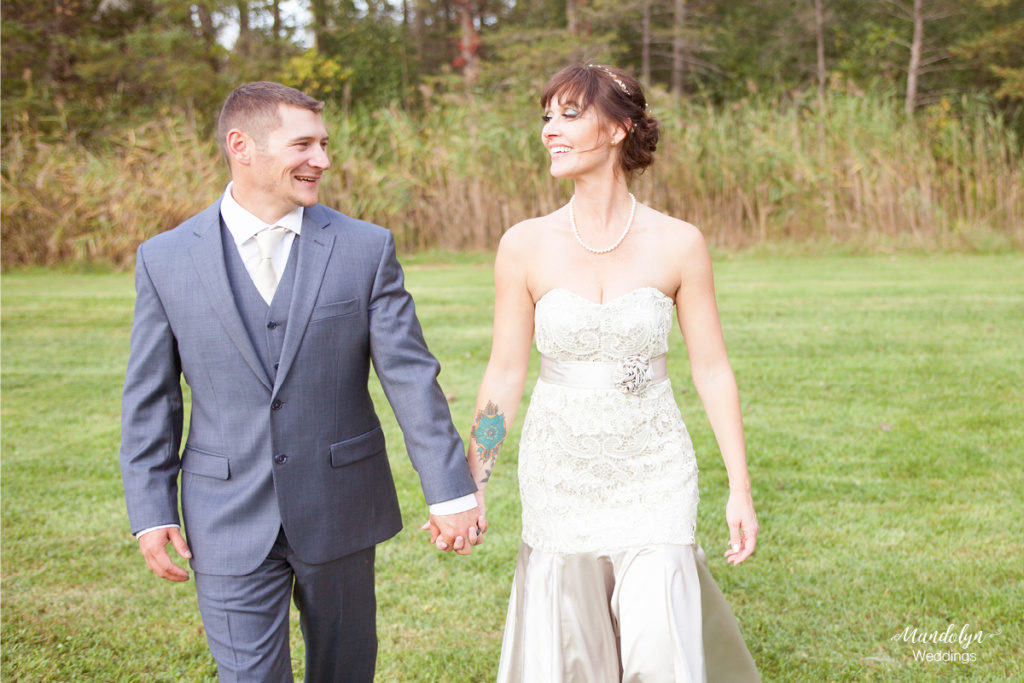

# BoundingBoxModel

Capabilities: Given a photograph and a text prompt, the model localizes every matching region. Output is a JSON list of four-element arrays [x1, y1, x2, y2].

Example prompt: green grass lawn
[[2, 253, 1022, 682]]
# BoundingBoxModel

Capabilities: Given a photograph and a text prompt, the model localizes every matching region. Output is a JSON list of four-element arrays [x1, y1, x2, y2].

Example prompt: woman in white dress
[[464, 64, 760, 682]]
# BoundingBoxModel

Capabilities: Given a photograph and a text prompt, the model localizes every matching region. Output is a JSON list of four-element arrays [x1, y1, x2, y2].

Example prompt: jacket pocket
[[330, 426, 386, 468], [310, 298, 360, 322], [181, 447, 230, 480]]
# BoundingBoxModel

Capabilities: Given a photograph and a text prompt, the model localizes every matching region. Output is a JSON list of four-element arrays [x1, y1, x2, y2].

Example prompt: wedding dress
[[495, 287, 760, 683]]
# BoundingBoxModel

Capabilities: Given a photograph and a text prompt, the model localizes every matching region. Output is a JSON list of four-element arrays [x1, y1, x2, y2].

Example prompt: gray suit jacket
[[120, 200, 476, 575]]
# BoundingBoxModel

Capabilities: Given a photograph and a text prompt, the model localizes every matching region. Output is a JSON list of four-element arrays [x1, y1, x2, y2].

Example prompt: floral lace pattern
[[519, 288, 699, 554]]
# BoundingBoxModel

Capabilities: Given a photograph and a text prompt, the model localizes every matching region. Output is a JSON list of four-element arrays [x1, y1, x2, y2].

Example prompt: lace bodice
[[534, 287, 673, 362], [518, 287, 699, 554]]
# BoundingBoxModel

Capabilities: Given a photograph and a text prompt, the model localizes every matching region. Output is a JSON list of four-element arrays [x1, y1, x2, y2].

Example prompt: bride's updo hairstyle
[[540, 64, 660, 179]]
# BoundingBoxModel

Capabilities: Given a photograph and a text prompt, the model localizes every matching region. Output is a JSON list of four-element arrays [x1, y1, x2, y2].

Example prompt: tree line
[[2, 0, 1022, 143]]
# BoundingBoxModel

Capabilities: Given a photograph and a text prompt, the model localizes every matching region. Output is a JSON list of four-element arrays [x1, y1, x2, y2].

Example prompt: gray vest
[[222, 223, 300, 383]]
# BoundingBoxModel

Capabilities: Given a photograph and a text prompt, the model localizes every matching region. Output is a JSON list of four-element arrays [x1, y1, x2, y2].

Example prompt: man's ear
[[225, 129, 251, 166]]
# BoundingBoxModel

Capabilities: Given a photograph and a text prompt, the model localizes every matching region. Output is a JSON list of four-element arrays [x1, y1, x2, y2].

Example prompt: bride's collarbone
[[529, 244, 679, 304]]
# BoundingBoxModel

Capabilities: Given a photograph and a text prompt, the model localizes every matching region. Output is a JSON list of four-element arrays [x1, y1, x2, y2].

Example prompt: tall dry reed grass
[[2, 90, 1021, 268], [645, 91, 1023, 251], [2, 119, 224, 267]]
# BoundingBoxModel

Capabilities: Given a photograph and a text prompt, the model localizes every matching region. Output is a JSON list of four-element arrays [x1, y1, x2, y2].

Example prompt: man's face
[[247, 104, 330, 217]]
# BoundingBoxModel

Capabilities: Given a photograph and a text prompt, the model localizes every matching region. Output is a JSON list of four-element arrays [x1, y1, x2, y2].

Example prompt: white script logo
[[891, 622, 1002, 665]]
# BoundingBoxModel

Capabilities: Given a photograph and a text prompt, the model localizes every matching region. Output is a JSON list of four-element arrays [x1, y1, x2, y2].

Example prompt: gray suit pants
[[194, 528, 377, 683]]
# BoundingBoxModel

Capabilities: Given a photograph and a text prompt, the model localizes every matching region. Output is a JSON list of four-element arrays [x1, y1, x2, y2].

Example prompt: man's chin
[[292, 193, 319, 208]]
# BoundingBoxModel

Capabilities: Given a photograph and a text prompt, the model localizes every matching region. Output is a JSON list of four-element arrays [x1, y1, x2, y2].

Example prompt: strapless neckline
[[533, 284, 673, 363], [537, 286, 673, 307]]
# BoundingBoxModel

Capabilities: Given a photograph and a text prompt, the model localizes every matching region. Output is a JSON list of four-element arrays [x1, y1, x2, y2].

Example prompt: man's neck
[[230, 183, 297, 226]]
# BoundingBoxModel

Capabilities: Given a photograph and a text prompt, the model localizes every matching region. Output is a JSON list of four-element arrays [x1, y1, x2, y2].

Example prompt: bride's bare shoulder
[[499, 213, 562, 256], [642, 207, 709, 257]]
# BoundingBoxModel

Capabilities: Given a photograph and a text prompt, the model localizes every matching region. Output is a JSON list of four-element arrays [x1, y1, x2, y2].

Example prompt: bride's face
[[541, 95, 619, 179]]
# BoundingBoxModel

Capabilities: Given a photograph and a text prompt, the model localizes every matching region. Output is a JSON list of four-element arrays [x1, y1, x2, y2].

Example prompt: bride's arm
[[465, 227, 536, 525], [673, 225, 759, 566]]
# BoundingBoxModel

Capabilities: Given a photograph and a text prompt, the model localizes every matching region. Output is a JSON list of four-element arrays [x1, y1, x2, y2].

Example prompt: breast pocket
[[310, 298, 361, 323]]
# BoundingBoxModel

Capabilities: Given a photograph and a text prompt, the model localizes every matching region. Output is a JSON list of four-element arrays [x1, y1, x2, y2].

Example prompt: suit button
[[274, 454, 288, 464], [273, 362, 280, 370], [267, 321, 278, 329], [271, 399, 283, 410]]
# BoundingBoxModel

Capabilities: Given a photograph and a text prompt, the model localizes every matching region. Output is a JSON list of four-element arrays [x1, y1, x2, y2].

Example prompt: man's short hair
[[218, 82, 325, 155]]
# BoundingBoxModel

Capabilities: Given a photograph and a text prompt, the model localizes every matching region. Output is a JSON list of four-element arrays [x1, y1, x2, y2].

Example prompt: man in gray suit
[[120, 82, 482, 682]]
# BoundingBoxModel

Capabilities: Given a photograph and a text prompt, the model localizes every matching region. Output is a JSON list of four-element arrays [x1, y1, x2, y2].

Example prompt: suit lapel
[[189, 202, 274, 392], [273, 206, 335, 397]]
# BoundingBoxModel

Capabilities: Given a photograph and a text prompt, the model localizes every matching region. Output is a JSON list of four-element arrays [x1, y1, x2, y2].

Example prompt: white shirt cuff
[[428, 494, 477, 516], [136, 524, 180, 539]]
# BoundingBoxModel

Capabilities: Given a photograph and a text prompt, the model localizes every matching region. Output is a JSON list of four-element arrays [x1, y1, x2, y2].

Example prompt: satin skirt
[[495, 543, 760, 683]]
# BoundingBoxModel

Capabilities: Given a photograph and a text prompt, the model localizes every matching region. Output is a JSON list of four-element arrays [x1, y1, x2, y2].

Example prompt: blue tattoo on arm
[[471, 401, 507, 483]]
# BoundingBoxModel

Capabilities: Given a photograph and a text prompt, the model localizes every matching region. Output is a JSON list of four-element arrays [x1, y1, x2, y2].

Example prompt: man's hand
[[426, 507, 484, 556], [138, 527, 192, 581]]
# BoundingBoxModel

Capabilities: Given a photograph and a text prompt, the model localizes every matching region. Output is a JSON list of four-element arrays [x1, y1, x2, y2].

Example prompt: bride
[[464, 64, 760, 682]]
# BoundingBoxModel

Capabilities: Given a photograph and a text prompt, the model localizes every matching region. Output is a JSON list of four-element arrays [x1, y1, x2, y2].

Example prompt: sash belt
[[539, 354, 668, 389]]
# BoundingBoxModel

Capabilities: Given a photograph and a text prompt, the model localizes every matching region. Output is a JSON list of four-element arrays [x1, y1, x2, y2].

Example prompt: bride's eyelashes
[[541, 108, 582, 123]]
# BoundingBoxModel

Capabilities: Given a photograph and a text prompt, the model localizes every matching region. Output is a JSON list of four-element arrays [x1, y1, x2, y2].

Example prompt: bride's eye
[[541, 114, 553, 123], [564, 108, 580, 118]]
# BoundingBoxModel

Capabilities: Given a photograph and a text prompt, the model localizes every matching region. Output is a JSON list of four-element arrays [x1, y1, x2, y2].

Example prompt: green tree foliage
[[1, 0, 1021, 146], [952, 0, 1024, 103], [2, 0, 234, 141], [310, 8, 411, 109]]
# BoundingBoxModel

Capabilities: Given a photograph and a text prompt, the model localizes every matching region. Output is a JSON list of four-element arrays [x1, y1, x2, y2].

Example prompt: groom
[[119, 81, 480, 682]]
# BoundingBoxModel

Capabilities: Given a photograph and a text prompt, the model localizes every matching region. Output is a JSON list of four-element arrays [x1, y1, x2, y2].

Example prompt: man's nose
[[311, 147, 330, 169]]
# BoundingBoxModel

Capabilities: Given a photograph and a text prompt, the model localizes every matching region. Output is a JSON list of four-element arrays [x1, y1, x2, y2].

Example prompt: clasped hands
[[422, 492, 488, 555]]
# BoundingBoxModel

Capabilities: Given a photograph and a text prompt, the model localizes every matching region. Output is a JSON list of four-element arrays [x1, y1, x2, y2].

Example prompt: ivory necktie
[[252, 226, 289, 304]]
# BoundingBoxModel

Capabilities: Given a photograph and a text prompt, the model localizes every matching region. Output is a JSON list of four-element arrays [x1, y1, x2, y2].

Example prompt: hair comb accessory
[[587, 64, 631, 97]]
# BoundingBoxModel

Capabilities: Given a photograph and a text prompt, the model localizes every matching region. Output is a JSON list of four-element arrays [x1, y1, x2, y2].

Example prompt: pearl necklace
[[569, 193, 637, 254]]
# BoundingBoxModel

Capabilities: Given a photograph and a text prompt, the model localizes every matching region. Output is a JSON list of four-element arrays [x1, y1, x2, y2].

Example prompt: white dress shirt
[[220, 181, 303, 278], [137, 185, 473, 539]]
